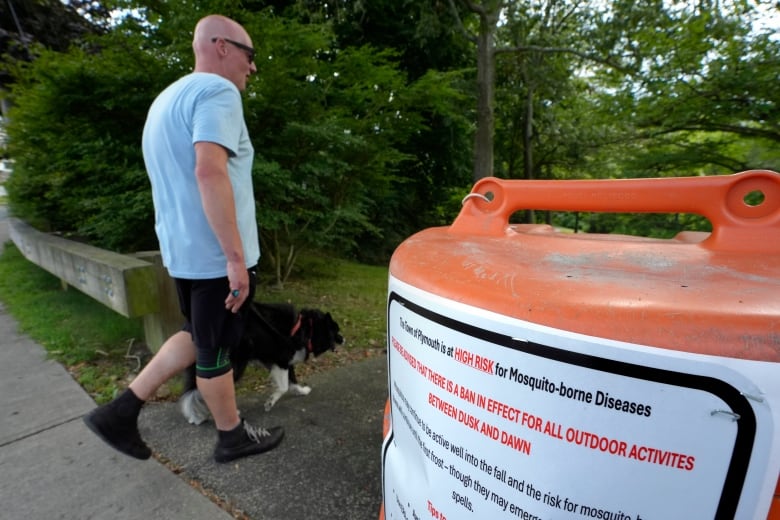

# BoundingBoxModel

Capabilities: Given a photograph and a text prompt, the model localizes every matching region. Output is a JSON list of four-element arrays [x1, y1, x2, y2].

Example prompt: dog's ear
[[302, 310, 339, 355], [325, 313, 344, 346]]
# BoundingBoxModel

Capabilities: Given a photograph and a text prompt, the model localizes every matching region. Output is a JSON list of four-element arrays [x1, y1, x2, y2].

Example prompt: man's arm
[[194, 141, 248, 312]]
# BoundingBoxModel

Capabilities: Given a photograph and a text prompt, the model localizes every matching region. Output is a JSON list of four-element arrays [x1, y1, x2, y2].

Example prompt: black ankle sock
[[218, 420, 244, 443], [113, 388, 145, 419]]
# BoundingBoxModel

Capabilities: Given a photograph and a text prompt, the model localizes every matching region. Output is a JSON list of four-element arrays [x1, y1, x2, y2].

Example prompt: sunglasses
[[211, 37, 255, 63]]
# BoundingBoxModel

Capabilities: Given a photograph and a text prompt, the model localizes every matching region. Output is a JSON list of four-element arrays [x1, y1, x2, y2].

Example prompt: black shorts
[[174, 267, 257, 379]]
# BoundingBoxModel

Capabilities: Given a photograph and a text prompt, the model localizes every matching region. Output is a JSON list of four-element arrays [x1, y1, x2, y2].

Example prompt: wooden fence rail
[[9, 218, 179, 351]]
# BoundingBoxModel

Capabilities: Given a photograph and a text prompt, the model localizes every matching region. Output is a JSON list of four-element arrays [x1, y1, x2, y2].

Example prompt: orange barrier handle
[[451, 170, 780, 253]]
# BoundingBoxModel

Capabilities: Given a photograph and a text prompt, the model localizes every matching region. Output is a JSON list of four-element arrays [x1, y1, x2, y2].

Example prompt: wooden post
[[132, 251, 182, 353]]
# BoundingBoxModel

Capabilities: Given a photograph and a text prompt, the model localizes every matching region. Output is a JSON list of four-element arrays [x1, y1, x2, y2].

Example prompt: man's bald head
[[193, 15, 250, 62], [191, 15, 256, 89]]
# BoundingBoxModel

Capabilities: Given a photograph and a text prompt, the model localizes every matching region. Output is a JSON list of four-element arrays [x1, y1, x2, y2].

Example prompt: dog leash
[[289, 314, 302, 336], [250, 304, 307, 352], [288, 313, 315, 352]]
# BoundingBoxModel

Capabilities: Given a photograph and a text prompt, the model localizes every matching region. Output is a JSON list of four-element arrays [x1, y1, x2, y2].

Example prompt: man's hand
[[225, 260, 249, 313]]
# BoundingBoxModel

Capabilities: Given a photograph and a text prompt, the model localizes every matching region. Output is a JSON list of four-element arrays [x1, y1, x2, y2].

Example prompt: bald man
[[84, 14, 284, 463]]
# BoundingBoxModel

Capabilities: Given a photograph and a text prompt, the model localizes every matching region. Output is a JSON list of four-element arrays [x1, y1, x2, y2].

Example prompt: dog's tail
[[179, 390, 211, 425]]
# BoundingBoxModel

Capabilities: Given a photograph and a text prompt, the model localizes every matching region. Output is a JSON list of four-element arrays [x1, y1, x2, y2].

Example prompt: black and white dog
[[179, 302, 344, 424]]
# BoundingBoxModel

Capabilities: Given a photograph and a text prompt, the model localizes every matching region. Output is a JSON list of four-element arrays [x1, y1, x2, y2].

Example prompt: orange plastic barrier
[[381, 171, 780, 519], [770, 478, 780, 520]]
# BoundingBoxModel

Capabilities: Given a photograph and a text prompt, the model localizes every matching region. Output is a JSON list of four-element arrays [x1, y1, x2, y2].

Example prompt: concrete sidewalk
[[0, 210, 387, 519]]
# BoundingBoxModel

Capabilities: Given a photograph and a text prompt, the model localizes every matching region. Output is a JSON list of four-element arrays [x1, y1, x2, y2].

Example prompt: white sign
[[382, 278, 779, 520]]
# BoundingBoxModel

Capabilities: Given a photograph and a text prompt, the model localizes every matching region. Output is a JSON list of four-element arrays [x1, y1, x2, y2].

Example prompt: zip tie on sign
[[741, 392, 764, 403], [710, 410, 741, 421], [462, 193, 492, 205], [711, 391, 765, 421]]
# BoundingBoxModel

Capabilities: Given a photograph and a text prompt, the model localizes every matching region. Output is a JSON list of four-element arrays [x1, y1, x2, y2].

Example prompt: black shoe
[[214, 420, 284, 463], [83, 404, 151, 460]]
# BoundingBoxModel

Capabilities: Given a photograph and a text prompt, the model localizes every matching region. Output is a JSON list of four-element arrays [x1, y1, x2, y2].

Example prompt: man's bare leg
[[129, 330, 196, 400], [131, 332, 241, 430], [197, 372, 240, 431]]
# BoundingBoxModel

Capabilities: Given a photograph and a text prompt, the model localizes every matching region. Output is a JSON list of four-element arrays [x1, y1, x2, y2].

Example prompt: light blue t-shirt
[[142, 72, 260, 279]]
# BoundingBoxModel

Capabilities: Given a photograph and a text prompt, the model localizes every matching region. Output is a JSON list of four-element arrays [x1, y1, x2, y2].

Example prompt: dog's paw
[[264, 392, 283, 411], [289, 384, 311, 396], [179, 389, 211, 425]]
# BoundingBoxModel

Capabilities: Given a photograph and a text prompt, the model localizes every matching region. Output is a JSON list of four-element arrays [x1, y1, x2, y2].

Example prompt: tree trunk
[[523, 75, 536, 223], [472, 9, 498, 181], [523, 83, 534, 181]]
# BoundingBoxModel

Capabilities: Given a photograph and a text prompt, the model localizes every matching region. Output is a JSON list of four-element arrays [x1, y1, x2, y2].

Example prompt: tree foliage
[[590, 0, 780, 176], [249, 15, 411, 281], [287, 0, 476, 254], [2, 2, 469, 285], [2, 0, 778, 277], [4, 32, 174, 250]]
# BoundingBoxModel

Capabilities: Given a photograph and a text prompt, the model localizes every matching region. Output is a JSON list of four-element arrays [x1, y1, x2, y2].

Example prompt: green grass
[[258, 254, 388, 349], [0, 240, 388, 403]]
